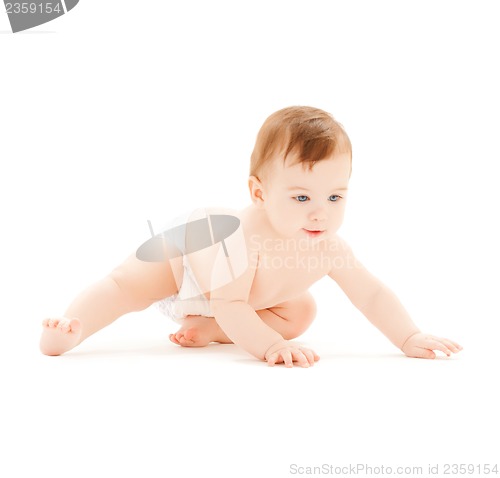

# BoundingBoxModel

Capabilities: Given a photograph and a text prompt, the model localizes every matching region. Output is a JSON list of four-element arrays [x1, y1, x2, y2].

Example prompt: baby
[[40, 106, 462, 367]]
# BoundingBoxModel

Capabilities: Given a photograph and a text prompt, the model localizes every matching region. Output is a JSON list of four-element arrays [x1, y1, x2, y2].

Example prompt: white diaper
[[146, 207, 247, 323], [156, 254, 214, 323]]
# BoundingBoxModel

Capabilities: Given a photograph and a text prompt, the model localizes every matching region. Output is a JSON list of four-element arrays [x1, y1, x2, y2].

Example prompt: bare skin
[[40, 317, 82, 357], [41, 291, 320, 367], [167, 294, 320, 367], [40, 151, 462, 366]]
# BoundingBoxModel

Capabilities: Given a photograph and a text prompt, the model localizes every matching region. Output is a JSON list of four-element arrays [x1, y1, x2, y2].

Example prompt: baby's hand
[[401, 332, 463, 359], [265, 340, 320, 368]]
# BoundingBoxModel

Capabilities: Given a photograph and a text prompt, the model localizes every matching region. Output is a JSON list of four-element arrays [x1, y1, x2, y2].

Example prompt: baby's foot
[[40, 317, 82, 356], [169, 315, 231, 348]]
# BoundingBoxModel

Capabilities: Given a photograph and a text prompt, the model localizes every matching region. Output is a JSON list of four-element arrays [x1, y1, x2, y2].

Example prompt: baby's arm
[[211, 300, 286, 360], [329, 237, 462, 358], [209, 252, 315, 367], [212, 299, 316, 367]]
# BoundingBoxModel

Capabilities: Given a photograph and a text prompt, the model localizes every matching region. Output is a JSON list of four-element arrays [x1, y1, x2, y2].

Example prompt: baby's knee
[[281, 293, 317, 339], [297, 291, 317, 323]]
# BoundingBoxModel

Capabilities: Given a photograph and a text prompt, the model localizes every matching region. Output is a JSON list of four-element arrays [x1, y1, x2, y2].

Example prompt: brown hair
[[250, 106, 352, 178]]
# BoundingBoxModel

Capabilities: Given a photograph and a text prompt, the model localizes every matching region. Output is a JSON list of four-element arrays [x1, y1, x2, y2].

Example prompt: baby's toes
[[68, 318, 81, 334], [169, 333, 181, 345], [44, 318, 60, 328], [55, 318, 81, 334], [183, 328, 198, 343], [57, 319, 70, 332], [58, 319, 73, 333], [178, 333, 195, 346]]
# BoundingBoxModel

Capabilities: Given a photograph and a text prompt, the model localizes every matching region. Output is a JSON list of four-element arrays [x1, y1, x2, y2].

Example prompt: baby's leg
[[41, 253, 180, 356], [170, 291, 317, 347], [256, 291, 317, 339]]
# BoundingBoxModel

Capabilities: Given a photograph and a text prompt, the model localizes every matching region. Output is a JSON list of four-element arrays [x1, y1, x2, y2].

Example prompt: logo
[[3, 1, 78, 33], [137, 209, 248, 297]]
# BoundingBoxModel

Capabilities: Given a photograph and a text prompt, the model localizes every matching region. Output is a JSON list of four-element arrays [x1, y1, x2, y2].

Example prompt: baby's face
[[257, 152, 351, 242]]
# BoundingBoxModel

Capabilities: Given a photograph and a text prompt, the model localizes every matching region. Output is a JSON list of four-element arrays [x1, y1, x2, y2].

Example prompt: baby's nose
[[308, 206, 327, 221]]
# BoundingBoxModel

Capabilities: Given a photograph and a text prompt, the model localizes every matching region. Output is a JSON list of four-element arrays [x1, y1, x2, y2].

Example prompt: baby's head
[[249, 106, 352, 240], [250, 105, 352, 181]]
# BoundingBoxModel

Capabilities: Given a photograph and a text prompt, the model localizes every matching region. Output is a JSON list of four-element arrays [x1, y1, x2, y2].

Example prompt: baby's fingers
[[267, 349, 313, 368], [427, 336, 464, 356], [300, 348, 320, 366], [281, 350, 294, 368], [426, 338, 453, 356], [414, 336, 461, 359], [414, 347, 437, 359], [267, 350, 292, 367], [291, 349, 311, 368], [267, 352, 281, 367], [441, 338, 463, 353]]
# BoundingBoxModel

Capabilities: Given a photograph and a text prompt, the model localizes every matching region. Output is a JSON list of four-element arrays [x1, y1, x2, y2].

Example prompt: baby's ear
[[248, 176, 265, 207]]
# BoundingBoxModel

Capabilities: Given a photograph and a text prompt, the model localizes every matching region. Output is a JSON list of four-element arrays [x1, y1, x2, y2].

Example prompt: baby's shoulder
[[323, 233, 352, 253]]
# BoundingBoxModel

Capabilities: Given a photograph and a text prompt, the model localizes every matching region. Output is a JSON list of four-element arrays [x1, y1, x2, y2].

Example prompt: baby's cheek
[[270, 215, 296, 237], [331, 213, 345, 231]]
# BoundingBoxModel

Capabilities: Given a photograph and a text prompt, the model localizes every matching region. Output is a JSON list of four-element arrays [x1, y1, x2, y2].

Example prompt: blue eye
[[329, 195, 341, 202], [295, 195, 309, 202]]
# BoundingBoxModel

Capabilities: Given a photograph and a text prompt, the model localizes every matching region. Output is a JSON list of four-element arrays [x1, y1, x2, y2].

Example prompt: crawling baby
[[40, 106, 462, 367]]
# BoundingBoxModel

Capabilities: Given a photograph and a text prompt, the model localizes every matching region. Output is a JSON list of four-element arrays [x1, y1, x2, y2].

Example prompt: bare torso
[[197, 205, 335, 310]]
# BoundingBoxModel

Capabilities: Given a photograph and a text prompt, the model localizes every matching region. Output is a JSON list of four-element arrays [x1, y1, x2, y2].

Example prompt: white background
[[1, 1, 499, 477]]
